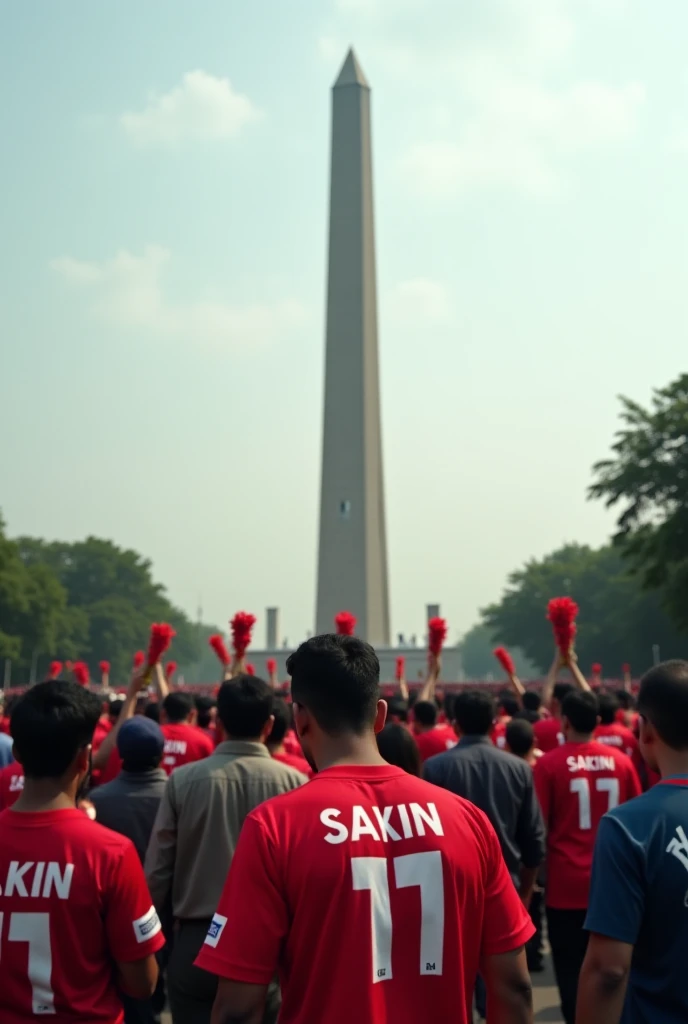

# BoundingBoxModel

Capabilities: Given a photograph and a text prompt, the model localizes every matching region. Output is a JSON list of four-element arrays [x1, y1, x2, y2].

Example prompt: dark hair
[[217, 674, 274, 738], [598, 692, 619, 726], [553, 682, 574, 704], [506, 718, 534, 758], [194, 695, 215, 729], [498, 692, 520, 717], [122, 752, 162, 772], [162, 692, 195, 724], [514, 708, 540, 725], [11, 680, 101, 779], [413, 700, 438, 728], [269, 697, 293, 747], [453, 690, 495, 736], [377, 724, 421, 776], [387, 696, 409, 723], [287, 634, 380, 735], [561, 690, 599, 734], [615, 689, 634, 710], [522, 691, 542, 712], [108, 697, 124, 721], [638, 661, 688, 751], [407, 690, 419, 708], [144, 701, 161, 723]]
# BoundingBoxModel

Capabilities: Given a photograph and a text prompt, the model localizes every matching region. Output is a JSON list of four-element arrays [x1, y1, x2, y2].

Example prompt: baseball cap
[[117, 717, 164, 762]]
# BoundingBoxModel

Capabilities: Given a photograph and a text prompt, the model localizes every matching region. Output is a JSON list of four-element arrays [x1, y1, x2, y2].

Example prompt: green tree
[[458, 623, 539, 679], [589, 373, 688, 632], [482, 543, 684, 675]]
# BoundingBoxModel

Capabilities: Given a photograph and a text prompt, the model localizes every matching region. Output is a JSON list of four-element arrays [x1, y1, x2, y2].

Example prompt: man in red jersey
[[267, 697, 313, 777], [491, 693, 520, 749], [0, 679, 164, 1024], [412, 700, 457, 762], [534, 690, 640, 1024], [197, 634, 535, 1024], [160, 691, 214, 774], [534, 682, 572, 753], [594, 692, 643, 774], [0, 758, 24, 809]]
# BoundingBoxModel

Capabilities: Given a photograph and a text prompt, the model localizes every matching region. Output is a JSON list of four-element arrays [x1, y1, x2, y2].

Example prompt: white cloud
[[120, 71, 260, 146], [51, 247, 306, 350], [385, 279, 453, 325]]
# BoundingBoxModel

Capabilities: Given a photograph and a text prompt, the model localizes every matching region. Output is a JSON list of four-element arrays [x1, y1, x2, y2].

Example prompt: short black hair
[[387, 696, 409, 723], [194, 695, 215, 729], [108, 697, 124, 721], [561, 690, 599, 734], [413, 700, 438, 728], [269, 697, 293, 747], [522, 691, 542, 712], [163, 692, 195, 724], [217, 674, 274, 738], [598, 692, 619, 726], [638, 661, 688, 751], [11, 680, 102, 779], [615, 689, 634, 710], [144, 701, 161, 723], [506, 718, 534, 758], [498, 692, 520, 717], [287, 634, 380, 736], [377, 723, 421, 777], [453, 690, 495, 736], [514, 708, 540, 725], [553, 682, 574, 704]]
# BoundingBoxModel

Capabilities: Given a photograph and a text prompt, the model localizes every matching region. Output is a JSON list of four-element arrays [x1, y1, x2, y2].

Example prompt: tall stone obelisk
[[315, 48, 390, 646]]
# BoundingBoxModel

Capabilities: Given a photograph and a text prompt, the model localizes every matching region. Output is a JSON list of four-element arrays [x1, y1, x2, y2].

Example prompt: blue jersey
[[585, 776, 688, 1023]]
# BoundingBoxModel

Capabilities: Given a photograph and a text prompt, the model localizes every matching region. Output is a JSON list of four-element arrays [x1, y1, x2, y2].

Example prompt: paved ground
[[161, 952, 564, 1023]]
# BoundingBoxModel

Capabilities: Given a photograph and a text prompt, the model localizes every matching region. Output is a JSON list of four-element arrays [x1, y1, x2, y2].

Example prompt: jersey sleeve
[[195, 814, 288, 984], [584, 813, 645, 944], [105, 839, 165, 962], [479, 813, 535, 957]]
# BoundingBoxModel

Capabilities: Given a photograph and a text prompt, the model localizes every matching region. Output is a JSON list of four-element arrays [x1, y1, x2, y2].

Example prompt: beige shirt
[[145, 739, 307, 920]]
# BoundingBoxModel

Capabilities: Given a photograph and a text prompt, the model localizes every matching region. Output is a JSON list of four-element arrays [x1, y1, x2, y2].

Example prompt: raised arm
[[418, 652, 440, 704], [565, 649, 592, 693], [541, 649, 563, 708], [92, 671, 147, 771], [153, 662, 170, 702]]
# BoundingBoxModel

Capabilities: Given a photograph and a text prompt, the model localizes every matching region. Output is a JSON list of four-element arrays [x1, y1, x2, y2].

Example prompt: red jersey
[[0, 807, 164, 1023], [195, 764, 533, 1024], [594, 722, 643, 774], [490, 721, 509, 750], [282, 730, 303, 757], [533, 717, 564, 753], [160, 723, 214, 775], [534, 741, 641, 909], [92, 717, 113, 751], [0, 761, 24, 810], [273, 751, 313, 778], [0, 716, 11, 735], [414, 727, 457, 763]]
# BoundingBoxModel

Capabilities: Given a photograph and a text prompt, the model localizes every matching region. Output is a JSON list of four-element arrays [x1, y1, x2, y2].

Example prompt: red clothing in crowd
[[0, 807, 164, 1023], [273, 751, 313, 778], [196, 764, 534, 1024], [0, 716, 11, 735], [0, 761, 23, 810], [414, 725, 457, 763], [490, 720, 509, 750], [534, 741, 641, 909], [594, 722, 643, 775], [282, 730, 303, 757], [533, 717, 564, 753], [160, 723, 214, 775], [92, 716, 112, 751]]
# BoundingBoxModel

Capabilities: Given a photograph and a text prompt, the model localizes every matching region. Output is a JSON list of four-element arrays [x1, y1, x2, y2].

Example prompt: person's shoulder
[[423, 745, 459, 775], [536, 743, 567, 768], [603, 786, 660, 832]]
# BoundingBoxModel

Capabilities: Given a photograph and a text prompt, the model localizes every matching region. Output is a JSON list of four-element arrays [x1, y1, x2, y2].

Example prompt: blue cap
[[117, 716, 164, 762]]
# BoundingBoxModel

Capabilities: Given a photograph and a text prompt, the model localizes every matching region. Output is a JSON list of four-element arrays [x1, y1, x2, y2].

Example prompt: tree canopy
[[457, 623, 539, 680], [589, 373, 688, 632]]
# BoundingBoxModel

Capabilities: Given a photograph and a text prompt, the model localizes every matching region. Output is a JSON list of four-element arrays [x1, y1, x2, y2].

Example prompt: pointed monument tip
[[334, 47, 370, 89]]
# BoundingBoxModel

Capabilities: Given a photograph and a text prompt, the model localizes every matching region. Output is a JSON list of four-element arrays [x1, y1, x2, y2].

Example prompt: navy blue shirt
[[585, 776, 688, 1023]]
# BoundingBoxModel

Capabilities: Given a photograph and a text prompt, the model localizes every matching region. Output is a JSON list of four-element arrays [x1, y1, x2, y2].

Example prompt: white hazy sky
[[2, 0, 687, 646]]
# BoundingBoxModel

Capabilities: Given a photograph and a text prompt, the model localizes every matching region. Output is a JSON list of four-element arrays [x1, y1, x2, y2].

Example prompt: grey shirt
[[424, 735, 545, 880], [90, 767, 168, 863], [145, 739, 306, 921]]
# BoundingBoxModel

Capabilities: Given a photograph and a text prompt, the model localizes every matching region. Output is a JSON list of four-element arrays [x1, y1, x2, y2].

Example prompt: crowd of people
[[0, 634, 686, 1023]]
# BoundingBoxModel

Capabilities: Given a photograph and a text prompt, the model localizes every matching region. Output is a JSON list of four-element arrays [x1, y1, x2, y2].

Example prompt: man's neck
[[656, 750, 688, 779], [268, 742, 285, 756], [13, 780, 77, 814], [566, 731, 594, 744], [316, 735, 387, 773]]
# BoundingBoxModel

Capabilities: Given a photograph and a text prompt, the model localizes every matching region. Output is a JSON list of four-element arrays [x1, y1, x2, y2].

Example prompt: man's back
[[146, 740, 306, 919], [196, 764, 533, 1024], [90, 768, 168, 862], [160, 722, 214, 774], [534, 740, 641, 909], [424, 736, 544, 879], [0, 807, 163, 1024]]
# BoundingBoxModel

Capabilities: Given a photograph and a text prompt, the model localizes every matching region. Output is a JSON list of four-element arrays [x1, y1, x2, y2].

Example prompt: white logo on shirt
[[205, 913, 228, 948], [667, 826, 688, 873], [133, 906, 162, 944]]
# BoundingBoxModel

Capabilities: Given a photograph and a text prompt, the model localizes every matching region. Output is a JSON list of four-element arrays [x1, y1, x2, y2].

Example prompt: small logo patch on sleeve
[[204, 913, 228, 948], [133, 906, 162, 944]]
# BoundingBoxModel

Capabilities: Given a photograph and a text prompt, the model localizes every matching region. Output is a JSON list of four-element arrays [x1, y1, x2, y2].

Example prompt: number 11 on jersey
[[352, 850, 445, 984]]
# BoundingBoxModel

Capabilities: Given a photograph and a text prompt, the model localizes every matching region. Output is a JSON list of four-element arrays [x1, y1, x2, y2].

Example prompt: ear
[[75, 744, 91, 776], [260, 715, 275, 744], [373, 700, 388, 735], [292, 702, 310, 739]]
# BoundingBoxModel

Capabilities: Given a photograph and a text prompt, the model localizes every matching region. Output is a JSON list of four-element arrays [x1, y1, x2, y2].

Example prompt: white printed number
[[570, 778, 620, 830], [352, 851, 444, 984], [0, 912, 54, 1014]]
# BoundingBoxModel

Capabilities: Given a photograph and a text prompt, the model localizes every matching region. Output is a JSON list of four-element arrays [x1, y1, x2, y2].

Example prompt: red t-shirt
[[161, 723, 214, 775], [282, 730, 303, 757], [533, 717, 564, 753], [0, 761, 24, 810], [490, 721, 509, 750], [414, 726, 457, 763], [0, 807, 164, 1023], [594, 722, 643, 774], [0, 716, 11, 735], [534, 741, 641, 909], [273, 751, 313, 778], [195, 764, 534, 1024]]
